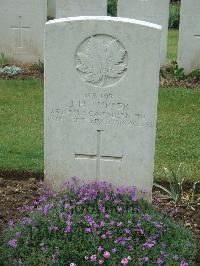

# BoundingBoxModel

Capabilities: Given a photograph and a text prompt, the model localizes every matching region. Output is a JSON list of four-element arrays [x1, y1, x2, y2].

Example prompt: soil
[[0, 176, 199, 264]]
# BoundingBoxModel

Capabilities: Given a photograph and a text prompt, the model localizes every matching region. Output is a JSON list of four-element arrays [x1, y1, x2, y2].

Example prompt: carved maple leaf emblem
[[76, 37, 127, 87]]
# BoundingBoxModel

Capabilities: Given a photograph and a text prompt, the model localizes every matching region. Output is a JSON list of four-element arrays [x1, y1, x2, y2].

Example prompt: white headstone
[[48, 0, 56, 19], [0, 0, 47, 64], [178, 0, 200, 74], [117, 0, 170, 65], [45, 17, 161, 196], [56, 0, 107, 18]]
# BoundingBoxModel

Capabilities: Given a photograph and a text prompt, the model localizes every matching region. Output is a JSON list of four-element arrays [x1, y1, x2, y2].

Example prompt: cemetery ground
[[0, 30, 200, 264]]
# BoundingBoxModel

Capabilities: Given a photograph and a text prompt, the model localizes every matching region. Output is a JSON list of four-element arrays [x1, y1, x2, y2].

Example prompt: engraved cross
[[10, 16, 30, 48], [75, 130, 123, 180]]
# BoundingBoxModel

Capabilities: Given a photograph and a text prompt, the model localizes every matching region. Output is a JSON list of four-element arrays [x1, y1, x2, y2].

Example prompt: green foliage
[[0, 180, 197, 265], [187, 68, 200, 82], [0, 52, 8, 67], [167, 30, 178, 62], [33, 60, 44, 74], [0, 80, 44, 172], [154, 164, 200, 206], [155, 87, 200, 181], [154, 164, 186, 204], [170, 63, 186, 80], [169, 4, 180, 29], [107, 0, 117, 16]]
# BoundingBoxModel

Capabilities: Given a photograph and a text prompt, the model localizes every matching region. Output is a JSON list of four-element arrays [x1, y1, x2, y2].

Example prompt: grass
[[155, 87, 200, 181], [167, 29, 179, 63], [0, 80, 200, 181], [0, 80, 44, 172]]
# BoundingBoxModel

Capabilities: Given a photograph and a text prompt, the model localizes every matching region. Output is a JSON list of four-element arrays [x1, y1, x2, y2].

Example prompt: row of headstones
[[0, 0, 199, 72]]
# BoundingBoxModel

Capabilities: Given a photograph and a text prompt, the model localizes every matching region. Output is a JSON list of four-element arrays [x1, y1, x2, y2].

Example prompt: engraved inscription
[[49, 91, 155, 128], [75, 130, 123, 180], [75, 35, 128, 88], [10, 16, 30, 48]]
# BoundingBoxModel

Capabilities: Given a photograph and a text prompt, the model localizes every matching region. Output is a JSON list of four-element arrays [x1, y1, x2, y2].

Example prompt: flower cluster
[[2, 66, 23, 75], [0, 177, 197, 265]]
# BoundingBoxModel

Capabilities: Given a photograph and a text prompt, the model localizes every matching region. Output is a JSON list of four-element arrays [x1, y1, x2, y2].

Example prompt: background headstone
[[48, 0, 56, 19], [45, 16, 161, 196], [56, 0, 107, 18], [117, 0, 170, 65], [178, 0, 200, 74], [0, 0, 47, 63]]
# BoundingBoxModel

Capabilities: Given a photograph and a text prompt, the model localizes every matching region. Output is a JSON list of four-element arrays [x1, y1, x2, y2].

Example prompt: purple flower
[[42, 205, 49, 216], [124, 228, 131, 234], [39, 195, 47, 202], [173, 255, 179, 261], [152, 222, 162, 229], [99, 221, 106, 227], [64, 203, 73, 209], [157, 258, 164, 265], [105, 230, 112, 238], [21, 217, 33, 226], [117, 221, 123, 227], [109, 221, 115, 226], [64, 226, 72, 233], [15, 232, 21, 239], [143, 239, 156, 250], [117, 207, 123, 213], [8, 219, 15, 227], [99, 206, 106, 213], [116, 186, 126, 195], [85, 228, 92, 233], [49, 225, 59, 232], [180, 261, 188, 266], [101, 234, 107, 239], [112, 248, 117, 253], [129, 186, 137, 202], [143, 214, 152, 222], [98, 246, 104, 252], [8, 239, 17, 248], [90, 255, 97, 262]]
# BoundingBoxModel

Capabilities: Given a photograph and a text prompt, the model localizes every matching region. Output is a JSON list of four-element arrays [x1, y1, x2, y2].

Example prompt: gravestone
[[48, 0, 56, 19], [0, 0, 47, 63], [45, 17, 161, 197], [178, 0, 200, 74], [117, 0, 170, 65], [56, 0, 107, 18]]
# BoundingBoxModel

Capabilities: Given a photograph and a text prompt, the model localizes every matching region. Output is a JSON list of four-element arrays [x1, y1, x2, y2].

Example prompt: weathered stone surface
[[117, 0, 170, 65], [56, 0, 107, 18], [45, 17, 161, 196], [178, 0, 200, 74], [0, 0, 47, 63]]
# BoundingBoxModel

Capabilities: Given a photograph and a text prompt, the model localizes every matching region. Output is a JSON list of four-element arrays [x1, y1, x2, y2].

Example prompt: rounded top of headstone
[[46, 16, 162, 31]]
